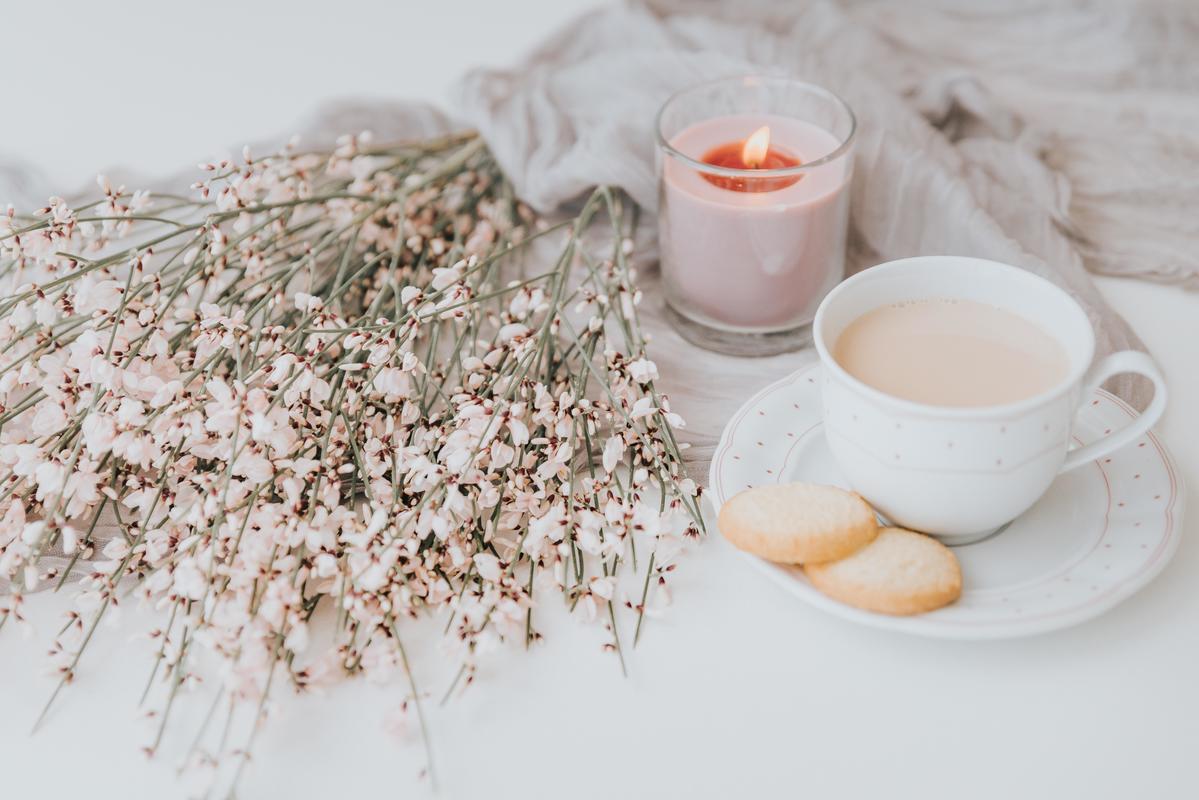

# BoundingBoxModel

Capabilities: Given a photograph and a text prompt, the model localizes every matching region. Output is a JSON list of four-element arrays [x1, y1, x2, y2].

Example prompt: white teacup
[[813, 256, 1167, 544]]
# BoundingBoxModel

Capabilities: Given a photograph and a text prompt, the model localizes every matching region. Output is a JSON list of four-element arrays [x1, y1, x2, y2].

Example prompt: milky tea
[[832, 298, 1070, 407]]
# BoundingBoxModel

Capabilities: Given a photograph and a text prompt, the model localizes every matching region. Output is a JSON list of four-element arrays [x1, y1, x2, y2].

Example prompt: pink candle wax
[[660, 113, 852, 331]]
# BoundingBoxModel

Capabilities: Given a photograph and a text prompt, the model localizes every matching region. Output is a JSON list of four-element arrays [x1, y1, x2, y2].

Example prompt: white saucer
[[708, 363, 1185, 639]]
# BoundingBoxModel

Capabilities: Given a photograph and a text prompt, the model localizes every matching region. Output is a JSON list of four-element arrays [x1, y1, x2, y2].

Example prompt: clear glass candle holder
[[656, 76, 856, 356]]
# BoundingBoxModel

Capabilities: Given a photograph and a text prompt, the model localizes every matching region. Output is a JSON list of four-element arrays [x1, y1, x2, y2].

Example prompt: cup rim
[[813, 256, 1096, 418], [654, 75, 857, 179]]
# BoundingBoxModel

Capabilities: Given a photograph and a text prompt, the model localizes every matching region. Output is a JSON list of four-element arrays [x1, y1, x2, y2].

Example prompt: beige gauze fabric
[[453, 0, 1199, 462]]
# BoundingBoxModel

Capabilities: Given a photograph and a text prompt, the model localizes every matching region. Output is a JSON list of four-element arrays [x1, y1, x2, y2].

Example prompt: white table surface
[[3, 2, 1197, 798]]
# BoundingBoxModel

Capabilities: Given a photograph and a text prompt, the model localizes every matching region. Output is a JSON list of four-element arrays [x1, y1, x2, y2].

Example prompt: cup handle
[[1059, 350, 1167, 473]]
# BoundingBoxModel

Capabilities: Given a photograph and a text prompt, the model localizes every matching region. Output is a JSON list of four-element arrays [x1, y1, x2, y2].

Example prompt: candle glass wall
[[656, 76, 855, 356]]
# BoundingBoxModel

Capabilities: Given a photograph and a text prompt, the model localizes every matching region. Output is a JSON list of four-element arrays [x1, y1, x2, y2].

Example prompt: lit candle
[[698, 125, 801, 192], [656, 78, 855, 355]]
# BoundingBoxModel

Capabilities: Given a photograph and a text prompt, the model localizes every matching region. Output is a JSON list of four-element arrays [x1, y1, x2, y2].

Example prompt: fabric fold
[[454, 0, 1199, 411]]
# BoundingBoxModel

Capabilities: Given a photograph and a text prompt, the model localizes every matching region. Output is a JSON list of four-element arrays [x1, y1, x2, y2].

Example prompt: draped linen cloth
[[447, 0, 1199, 459], [459, 0, 1199, 288]]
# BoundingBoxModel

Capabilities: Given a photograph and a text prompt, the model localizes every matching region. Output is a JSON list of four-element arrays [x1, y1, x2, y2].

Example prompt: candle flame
[[741, 125, 771, 168]]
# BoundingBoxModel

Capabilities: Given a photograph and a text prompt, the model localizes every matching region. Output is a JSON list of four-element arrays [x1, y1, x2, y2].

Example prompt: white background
[[2, 2, 1197, 798]]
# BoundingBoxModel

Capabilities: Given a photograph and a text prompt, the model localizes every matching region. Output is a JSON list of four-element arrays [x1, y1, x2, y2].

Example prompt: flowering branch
[[0, 130, 701, 792]]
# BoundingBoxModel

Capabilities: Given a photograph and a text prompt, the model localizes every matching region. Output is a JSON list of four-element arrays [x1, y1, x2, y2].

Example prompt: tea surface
[[833, 298, 1070, 407]]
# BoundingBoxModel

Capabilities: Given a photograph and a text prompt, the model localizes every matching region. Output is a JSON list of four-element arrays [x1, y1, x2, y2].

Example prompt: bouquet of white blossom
[[0, 131, 702, 792]]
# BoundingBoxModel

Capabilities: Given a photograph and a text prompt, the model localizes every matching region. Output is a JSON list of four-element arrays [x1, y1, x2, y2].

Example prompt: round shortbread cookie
[[717, 482, 878, 564], [803, 527, 962, 615]]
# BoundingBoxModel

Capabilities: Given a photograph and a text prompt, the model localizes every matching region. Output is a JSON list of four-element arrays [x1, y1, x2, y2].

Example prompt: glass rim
[[654, 75, 857, 178]]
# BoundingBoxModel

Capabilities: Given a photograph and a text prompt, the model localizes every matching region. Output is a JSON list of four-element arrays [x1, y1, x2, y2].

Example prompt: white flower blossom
[[627, 357, 659, 384]]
